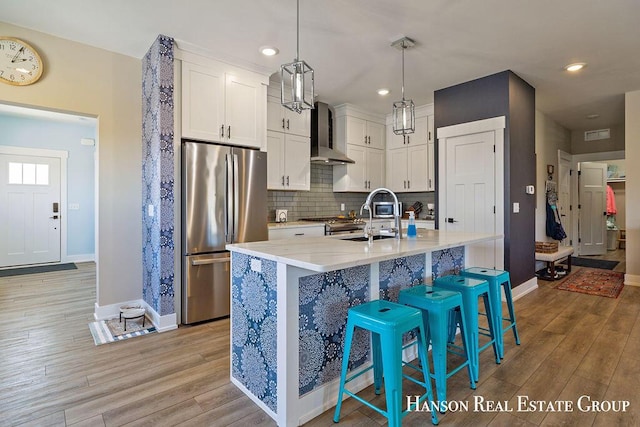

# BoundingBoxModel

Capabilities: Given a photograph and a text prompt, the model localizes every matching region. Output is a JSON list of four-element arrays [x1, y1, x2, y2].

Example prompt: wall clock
[[0, 37, 44, 86]]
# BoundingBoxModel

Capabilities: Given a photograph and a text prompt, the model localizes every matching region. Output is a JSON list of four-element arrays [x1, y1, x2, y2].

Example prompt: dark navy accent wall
[[434, 70, 535, 287]]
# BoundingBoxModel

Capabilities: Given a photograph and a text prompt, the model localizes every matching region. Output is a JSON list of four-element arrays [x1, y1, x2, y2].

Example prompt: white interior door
[[442, 131, 496, 268], [0, 153, 61, 267], [579, 162, 607, 255]]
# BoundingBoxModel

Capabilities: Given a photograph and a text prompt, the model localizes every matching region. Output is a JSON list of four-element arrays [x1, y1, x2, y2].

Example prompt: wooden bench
[[535, 246, 573, 278]]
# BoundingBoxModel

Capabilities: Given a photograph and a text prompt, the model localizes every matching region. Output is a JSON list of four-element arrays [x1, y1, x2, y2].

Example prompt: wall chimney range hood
[[311, 102, 355, 165]]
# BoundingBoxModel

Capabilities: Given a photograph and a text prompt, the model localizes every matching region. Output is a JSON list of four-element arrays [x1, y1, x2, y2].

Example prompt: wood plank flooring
[[1, 262, 638, 426]]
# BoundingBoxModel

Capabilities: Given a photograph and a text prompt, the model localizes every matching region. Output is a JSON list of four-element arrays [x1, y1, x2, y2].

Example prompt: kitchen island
[[226, 230, 500, 426]]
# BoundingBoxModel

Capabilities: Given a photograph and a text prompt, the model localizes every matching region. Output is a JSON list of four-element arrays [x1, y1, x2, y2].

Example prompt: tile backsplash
[[267, 164, 435, 221]]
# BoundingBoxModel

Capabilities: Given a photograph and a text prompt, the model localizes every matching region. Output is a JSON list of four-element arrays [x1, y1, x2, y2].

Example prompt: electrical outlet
[[513, 202, 520, 213], [250, 259, 262, 273], [148, 204, 154, 217]]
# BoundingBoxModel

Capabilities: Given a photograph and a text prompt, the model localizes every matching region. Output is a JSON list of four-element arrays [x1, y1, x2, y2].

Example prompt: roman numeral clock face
[[0, 37, 43, 86]]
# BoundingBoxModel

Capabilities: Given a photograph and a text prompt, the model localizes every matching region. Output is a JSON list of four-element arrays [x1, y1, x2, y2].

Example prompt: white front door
[[579, 162, 607, 256], [0, 153, 61, 267], [442, 131, 496, 268]]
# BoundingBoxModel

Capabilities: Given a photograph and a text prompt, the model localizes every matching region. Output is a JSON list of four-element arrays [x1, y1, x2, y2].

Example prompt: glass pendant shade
[[281, 59, 314, 113], [281, 0, 314, 114], [393, 99, 415, 135]]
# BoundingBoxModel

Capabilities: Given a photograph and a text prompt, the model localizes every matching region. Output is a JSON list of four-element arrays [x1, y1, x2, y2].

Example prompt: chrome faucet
[[361, 188, 402, 243]]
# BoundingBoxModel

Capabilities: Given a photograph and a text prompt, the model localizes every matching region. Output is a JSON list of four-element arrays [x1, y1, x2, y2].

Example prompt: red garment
[[606, 185, 617, 215]]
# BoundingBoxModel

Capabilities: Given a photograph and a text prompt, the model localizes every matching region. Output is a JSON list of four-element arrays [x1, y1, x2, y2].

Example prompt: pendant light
[[281, 0, 314, 114], [391, 37, 415, 135]]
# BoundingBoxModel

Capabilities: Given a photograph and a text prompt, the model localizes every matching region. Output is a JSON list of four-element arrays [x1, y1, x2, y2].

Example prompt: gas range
[[299, 217, 366, 235]]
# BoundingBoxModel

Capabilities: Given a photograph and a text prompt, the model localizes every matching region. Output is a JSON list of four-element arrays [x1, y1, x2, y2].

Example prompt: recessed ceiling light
[[565, 62, 586, 72], [586, 114, 600, 119], [377, 88, 390, 96], [260, 46, 279, 56]]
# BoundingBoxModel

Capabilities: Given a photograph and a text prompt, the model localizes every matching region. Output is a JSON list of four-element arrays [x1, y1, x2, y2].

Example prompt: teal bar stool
[[460, 267, 521, 358], [333, 299, 439, 426], [399, 285, 476, 413], [433, 275, 500, 381]]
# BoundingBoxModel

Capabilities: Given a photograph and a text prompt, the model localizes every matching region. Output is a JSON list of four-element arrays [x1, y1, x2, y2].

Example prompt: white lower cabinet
[[400, 219, 435, 230], [267, 131, 310, 190], [268, 225, 325, 240]]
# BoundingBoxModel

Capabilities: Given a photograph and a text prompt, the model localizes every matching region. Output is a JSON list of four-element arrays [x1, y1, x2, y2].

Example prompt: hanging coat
[[545, 200, 567, 241]]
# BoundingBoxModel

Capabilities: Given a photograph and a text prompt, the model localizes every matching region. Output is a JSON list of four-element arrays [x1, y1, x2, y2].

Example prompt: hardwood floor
[[1, 262, 638, 426]]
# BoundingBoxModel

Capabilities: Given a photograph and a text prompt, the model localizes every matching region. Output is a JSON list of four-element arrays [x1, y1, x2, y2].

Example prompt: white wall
[[534, 110, 571, 242], [625, 91, 640, 283], [0, 22, 143, 307]]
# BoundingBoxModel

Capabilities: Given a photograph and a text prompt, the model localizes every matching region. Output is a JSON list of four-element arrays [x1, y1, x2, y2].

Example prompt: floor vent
[[584, 128, 610, 141]]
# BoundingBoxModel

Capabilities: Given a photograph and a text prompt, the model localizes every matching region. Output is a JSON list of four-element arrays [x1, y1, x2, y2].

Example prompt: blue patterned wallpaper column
[[142, 35, 175, 316], [432, 246, 465, 278], [231, 252, 278, 413], [298, 265, 370, 396]]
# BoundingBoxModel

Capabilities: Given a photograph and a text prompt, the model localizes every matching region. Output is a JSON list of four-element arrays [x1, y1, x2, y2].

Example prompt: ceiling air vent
[[584, 128, 610, 141]]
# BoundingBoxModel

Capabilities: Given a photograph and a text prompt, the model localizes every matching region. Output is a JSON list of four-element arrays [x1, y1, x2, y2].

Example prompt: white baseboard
[[64, 253, 95, 263], [625, 274, 640, 287], [510, 276, 538, 301], [94, 300, 178, 332]]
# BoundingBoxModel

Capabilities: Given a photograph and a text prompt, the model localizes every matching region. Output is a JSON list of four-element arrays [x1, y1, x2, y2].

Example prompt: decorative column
[[142, 35, 175, 318]]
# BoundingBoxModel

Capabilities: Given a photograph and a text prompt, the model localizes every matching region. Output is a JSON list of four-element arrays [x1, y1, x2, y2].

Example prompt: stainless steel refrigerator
[[182, 141, 267, 324]]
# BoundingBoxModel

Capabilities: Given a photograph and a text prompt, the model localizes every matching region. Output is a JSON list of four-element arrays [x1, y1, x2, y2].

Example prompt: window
[[8, 162, 49, 185]]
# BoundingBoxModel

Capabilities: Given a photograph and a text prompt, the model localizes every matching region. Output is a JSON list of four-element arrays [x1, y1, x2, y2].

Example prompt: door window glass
[[7, 162, 49, 185]]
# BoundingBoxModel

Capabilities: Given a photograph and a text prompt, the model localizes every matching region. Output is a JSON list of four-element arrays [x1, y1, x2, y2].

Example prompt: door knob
[[50, 215, 59, 219], [446, 218, 458, 223]]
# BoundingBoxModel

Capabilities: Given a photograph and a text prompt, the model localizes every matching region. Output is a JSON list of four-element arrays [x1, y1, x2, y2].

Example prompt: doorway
[[0, 148, 65, 267], [0, 104, 97, 268]]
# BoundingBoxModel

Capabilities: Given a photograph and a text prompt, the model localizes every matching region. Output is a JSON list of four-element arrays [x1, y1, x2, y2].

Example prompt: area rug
[[0, 263, 77, 277], [554, 268, 624, 298], [88, 316, 156, 345], [561, 257, 619, 270]]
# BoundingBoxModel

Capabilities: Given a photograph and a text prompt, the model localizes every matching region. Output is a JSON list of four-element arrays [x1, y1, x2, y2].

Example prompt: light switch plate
[[513, 202, 520, 213], [148, 204, 154, 217], [69, 203, 80, 210]]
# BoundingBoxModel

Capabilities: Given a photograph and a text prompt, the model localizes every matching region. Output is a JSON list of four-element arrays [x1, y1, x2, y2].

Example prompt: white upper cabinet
[[267, 97, 310, 137], [385, 105, 435, 192], [180, 54, 267, 149], [267, 131, 310, 191], [333, 104, 387, 192], [344, 116, 385, 149]]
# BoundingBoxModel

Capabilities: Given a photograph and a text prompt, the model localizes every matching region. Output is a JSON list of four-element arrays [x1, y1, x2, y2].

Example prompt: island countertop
[[226, 230, 499, 272]]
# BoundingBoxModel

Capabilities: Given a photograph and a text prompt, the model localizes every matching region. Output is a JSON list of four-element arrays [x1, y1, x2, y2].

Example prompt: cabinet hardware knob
[[282, 176, 285, 186], [282, 118, 285, 129], [227, 126, 231, 139], [287, 176, 290, 186], [287, 119, 290, 130], [220, 124, 225, 138]]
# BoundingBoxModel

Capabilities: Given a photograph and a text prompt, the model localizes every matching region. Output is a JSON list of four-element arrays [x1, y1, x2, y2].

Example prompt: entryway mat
[[561, 257, 619, 270], [0, 263, 77, 277], [88, 317, 156, 346]]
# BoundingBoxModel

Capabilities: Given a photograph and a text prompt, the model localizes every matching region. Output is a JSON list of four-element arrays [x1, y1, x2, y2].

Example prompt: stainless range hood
[[311, 102, 355, 165]]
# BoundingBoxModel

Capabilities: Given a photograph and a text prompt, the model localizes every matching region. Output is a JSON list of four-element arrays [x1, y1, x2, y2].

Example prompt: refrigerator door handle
[[191, 256, 231, 266], [233, 154, 240, 242], [225, 153, 234, 243]]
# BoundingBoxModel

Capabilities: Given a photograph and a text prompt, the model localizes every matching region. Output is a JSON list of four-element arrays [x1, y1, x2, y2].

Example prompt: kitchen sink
[[340, 235, 396, 242]]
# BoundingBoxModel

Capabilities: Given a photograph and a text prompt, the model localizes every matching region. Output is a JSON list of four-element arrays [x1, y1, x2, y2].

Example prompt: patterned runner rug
[[554, 267, 624, 298], [88, 316, 156, 345]]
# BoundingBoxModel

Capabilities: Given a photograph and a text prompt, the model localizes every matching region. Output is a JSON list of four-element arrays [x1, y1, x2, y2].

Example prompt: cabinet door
[[267, 97, 286, 132], [407, 144, 428, 192], [367, 148, 386, 190], [386, 148, 408, 192], [410, 115, 428, 146], [182, 62, 225, 141], [367, 121, 386, 149], [346, 116, 368, 147], [344, 144, 368, 191], [386, 125, 406, 150], [284, 134, 310, 191], [285, 108, 310, 137], [427, 115, 435, 191], [266, 131, 285, 190], [225, 74, 262, 148]]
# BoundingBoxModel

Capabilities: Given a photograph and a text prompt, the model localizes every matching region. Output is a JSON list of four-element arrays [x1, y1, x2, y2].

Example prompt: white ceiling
[[2, 0, 640, 131]]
